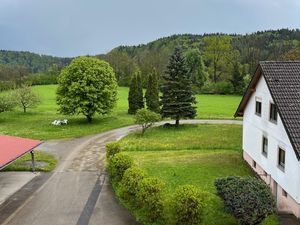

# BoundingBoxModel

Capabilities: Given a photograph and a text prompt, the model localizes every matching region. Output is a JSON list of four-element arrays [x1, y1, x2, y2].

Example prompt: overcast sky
[[0, 0, 299, 57]]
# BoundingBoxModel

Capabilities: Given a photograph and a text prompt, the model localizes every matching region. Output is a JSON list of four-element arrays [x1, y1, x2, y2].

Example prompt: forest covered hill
[[1, 29, 300, 94], [102, 29, 300, 93]]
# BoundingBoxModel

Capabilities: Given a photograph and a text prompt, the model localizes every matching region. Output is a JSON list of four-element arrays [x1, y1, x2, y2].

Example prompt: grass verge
[[2, 151, 57, 172]]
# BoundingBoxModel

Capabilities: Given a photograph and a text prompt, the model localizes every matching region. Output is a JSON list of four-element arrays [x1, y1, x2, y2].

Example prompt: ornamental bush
[[108, 153, 133, 182], [135, 108, 161, 136], [106, 142, 121, 160], [215, 176, 275, 225], [121, 167, 147, 204], [173, 185, 206, 225], [136, 177, 165, 223]]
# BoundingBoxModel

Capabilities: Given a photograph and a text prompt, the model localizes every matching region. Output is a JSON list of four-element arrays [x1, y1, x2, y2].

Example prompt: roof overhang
[[234, 65, 263, 117], [0, 135, 43, 170]]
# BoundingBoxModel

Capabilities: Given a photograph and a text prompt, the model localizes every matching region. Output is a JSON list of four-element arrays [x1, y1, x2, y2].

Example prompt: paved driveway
[[0, 120, 242, 225]]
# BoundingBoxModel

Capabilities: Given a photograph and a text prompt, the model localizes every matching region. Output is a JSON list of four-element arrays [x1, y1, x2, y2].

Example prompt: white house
[[235, 61, 300, 217]]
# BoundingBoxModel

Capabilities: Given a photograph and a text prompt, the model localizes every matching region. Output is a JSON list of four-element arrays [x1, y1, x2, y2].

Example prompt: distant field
[[0, 85, 241, 140], [196, 94, 241, 119]]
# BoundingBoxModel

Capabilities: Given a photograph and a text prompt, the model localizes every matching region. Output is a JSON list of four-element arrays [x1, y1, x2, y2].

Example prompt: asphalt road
[[0, 120, 242, 225]]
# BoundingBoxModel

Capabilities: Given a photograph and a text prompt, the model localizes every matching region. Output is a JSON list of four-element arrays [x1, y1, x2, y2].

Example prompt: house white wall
[[243, 75, 300, 212]]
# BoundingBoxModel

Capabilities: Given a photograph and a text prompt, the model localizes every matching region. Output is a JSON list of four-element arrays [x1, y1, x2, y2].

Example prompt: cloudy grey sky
[[0, 0, 299, 57]]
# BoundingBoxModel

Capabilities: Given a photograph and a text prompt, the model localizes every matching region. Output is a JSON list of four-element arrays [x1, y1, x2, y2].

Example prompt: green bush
[[214, 82, 234, 94], [215, 176, 275, 225], [173, 185, 206, 225], [135, 108, 161, 136], [108, 153, 133, 182], [106, 142, 122, 160], [201, 81, 233, 94], [136, 177, 165, 223], [121, 167, 147, 203]]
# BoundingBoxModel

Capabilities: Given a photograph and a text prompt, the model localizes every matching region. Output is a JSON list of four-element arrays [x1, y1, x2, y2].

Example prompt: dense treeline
[[0, 64, 63, 91], [0, 51, 71, 90], [102, 29, 300, 94], [1, 29, 300, 95], [0, 50, 71, 73]]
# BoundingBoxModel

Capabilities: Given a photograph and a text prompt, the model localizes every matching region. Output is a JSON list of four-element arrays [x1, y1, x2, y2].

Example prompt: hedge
[[106, 142, 122, 160], [108, 152, 133, 182], [136, 177, 165, 223], [215, 176, 275, 225], [173, 185, 206, 225], [121, 166, 147, 203]]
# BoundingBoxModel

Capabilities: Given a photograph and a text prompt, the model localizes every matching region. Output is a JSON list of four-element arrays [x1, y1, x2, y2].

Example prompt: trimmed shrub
[[108, 153, 133, 182], [106, 142, 121, 160], [215, 176, 275, 225], [121, 167, 147, 203], [173, 185, 206, 225], [136, 177, 165, 223]]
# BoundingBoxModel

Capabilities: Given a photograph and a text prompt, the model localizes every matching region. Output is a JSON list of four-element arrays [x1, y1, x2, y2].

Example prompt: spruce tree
[[128, 71, 144, 114], [161, 48, 197, 126], [145, 68, 160, 113], [136, 71, 144, 109]]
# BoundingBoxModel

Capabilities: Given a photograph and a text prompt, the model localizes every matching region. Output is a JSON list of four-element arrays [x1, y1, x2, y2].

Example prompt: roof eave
[[234, 65, 263, 117]]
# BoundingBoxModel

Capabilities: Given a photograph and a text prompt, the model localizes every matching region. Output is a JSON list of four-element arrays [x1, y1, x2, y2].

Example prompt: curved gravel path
[[0, 120, 241, 225]]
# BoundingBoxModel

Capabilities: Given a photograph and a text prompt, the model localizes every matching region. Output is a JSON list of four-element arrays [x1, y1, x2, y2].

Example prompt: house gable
[[236, 61, 300, 160]]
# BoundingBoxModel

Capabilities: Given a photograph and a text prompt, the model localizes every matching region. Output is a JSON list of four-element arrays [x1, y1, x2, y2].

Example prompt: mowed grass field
[[0, 85, 241, 140], [119, 125, 279, 225]]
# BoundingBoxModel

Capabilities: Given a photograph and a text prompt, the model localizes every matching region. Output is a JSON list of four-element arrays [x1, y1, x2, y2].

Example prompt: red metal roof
[[0, 135, 43, 169]]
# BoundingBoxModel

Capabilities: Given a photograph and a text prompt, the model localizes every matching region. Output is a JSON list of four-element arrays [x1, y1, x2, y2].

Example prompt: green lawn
[[0, 85, 241, 140], [196, 94, 241, 119], [0, 85, 134, 140], [3, 151, 57, 172], [118, 125, 279, 225]]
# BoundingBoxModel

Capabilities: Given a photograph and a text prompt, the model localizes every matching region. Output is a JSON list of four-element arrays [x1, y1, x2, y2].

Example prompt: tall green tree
[[128, 71, 144, 114], [57, 56, 118, 123], [203, 36, 233, 83], [230, 62, 244, 95], [185, 49, 208, 89], [145, 68, 160, 113], [161, 48, 196, 127], [136, 71, 144, 109]]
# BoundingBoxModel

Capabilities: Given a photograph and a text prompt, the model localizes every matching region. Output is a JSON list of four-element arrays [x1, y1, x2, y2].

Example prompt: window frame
[[282, 189, 288, 198], [255, 100, 262, 116], [278, 147, 285, 171], [262, 136, 268, 157], [269, 102, 278, 124]]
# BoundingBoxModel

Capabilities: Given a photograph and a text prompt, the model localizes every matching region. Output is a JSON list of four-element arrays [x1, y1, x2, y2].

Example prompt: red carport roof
[[0, 135, 43, 169]]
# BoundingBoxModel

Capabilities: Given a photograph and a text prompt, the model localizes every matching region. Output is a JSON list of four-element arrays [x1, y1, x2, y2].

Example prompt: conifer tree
[[136, 71, 144, 109], [230, 62, 244, 95], [128, 71, 144, 114], [145, 68, 160, 113], [161, 48, 197, 126]]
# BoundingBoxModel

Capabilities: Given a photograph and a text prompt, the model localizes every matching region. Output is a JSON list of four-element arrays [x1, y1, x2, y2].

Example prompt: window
[[282, 189, 288, 197], [252, 160, 256, 168], [262, 136, 268, 157], [269, 103, 278, 123], [263, 170, 267, 177], [255, 101, 262, 116], [278, 148, 285, 170]]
